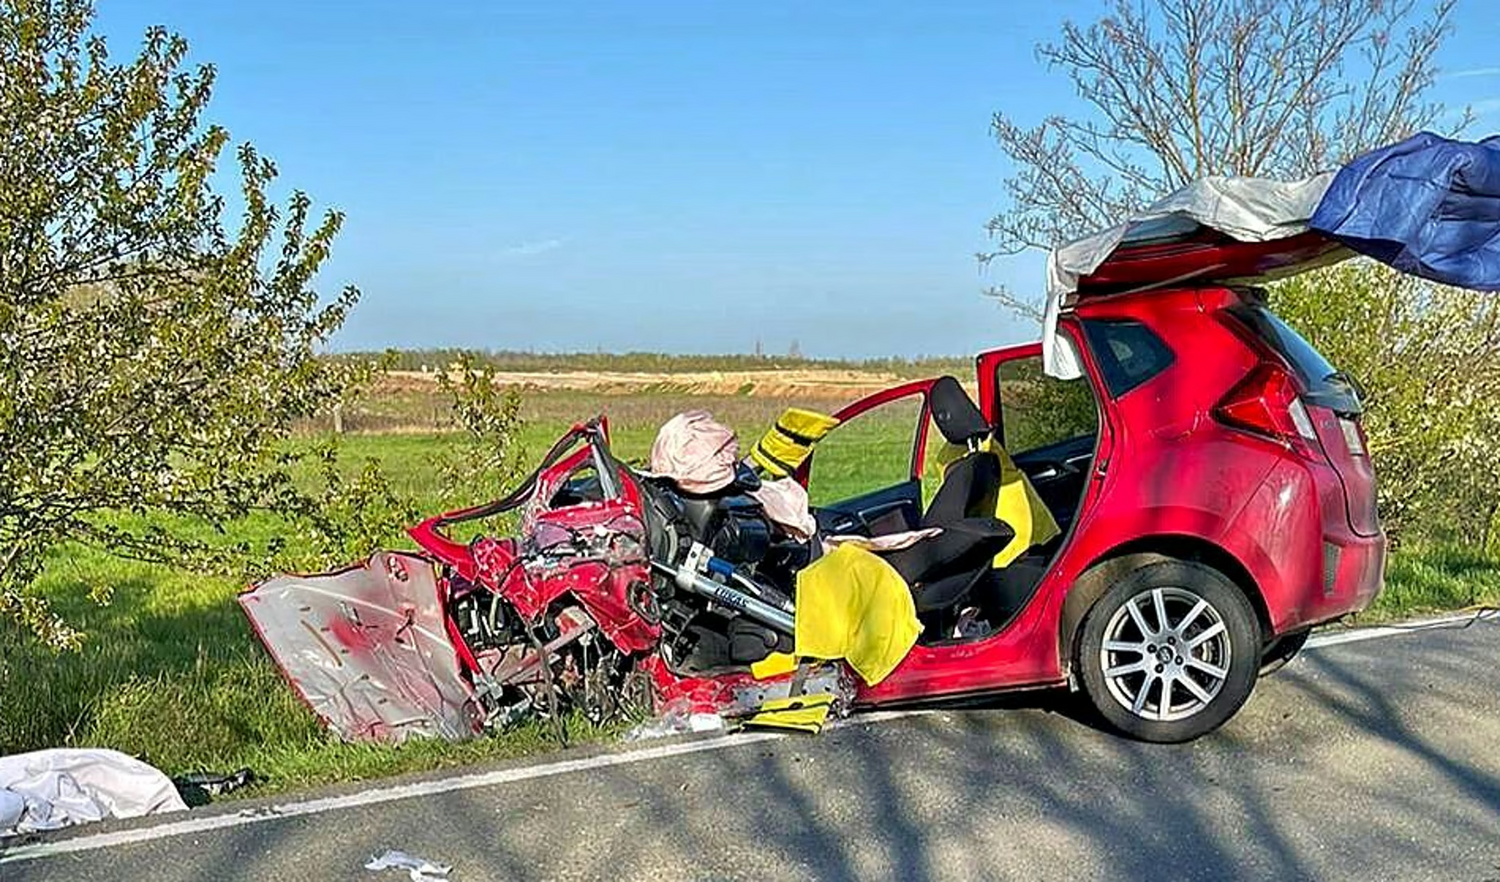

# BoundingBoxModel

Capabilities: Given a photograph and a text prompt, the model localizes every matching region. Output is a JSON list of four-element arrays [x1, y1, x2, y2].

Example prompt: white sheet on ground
[[1042, 173, 1335, 378], [0, 748, 187, 836]]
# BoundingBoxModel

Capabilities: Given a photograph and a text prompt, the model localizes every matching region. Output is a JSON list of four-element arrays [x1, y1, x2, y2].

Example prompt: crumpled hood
[[239, 552, 483, 744]]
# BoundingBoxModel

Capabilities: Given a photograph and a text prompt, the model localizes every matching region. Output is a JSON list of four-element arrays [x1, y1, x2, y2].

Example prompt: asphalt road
[[5, 619, 1500, 882]]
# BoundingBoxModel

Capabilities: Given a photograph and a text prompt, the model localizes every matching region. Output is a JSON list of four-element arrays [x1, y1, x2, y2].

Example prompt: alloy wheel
[[1098, 586, 1231, 722]]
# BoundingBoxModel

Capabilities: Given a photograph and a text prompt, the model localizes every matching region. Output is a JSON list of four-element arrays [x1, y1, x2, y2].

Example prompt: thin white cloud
[[1471, 98, 1500, 118], [500, 238, 565, 258], [1446, 67, 1500, 79]]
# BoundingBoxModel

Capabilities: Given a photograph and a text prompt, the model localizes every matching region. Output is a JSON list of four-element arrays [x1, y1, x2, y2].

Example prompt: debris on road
[[622, 709, 727, 742], [170, 768, 259, 807], [364, 849, 453, 881]]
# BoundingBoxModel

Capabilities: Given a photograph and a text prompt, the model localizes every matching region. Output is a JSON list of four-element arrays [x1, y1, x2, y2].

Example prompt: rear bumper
[[1312, 527, 1387, 624]]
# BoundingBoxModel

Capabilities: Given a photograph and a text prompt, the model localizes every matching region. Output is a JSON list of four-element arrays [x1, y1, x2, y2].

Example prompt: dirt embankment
[[382, 368, 910, 400]]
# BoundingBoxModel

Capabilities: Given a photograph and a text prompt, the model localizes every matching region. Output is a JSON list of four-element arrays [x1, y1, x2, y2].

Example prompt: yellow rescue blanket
[[752, 543, 920, 686]]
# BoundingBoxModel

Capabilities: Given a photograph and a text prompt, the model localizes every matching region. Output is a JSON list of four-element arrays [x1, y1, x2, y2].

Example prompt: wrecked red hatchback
[[240, 133, 1500, 745], [241, 242, 1385, 745]]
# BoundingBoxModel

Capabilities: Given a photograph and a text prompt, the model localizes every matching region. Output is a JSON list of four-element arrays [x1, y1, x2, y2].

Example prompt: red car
[[809, 231, 1383, 741], [243, 233, 1383, 745]]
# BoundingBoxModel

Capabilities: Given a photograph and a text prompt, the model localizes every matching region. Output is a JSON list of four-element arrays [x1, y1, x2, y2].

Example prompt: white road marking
[[2, 609, 1493, 865], [0, 731, 786, 865], [1306, 609, 1497, 649]]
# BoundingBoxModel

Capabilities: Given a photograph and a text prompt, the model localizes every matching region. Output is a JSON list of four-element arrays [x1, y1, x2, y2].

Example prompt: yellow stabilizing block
[[749, 408, 841, 478], [751, 651, 799, 680], [743, 693, 835, 734]]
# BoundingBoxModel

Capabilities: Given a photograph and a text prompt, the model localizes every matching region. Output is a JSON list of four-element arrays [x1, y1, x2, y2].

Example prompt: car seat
[[880, 377, 1015, 613]]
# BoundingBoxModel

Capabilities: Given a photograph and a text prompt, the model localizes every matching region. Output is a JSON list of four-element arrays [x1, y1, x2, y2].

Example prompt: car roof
[[1072, 230, 1348, 298]]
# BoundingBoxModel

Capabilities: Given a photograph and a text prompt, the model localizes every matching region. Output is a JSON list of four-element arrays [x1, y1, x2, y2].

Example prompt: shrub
[[1270, 262, 1500, 547]]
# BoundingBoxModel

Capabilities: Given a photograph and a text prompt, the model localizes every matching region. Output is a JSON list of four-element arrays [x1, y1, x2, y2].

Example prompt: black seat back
[[878, 377, 1015, 613], [922, 376, 997, 529], [929, 376, 989, 447], [921, 451, 999, 529]]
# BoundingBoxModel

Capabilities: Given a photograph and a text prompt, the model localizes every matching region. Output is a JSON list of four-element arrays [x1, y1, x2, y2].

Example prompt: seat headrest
[[929, 376, 990, 446]]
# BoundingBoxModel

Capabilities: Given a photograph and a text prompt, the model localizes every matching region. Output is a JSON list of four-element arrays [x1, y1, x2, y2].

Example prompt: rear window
[[1226, 303, 1362, 414], [1080, 319, 1175, 398]]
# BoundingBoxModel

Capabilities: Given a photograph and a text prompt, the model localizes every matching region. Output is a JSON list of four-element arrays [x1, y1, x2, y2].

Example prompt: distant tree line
[[333, 349, 977, 379]]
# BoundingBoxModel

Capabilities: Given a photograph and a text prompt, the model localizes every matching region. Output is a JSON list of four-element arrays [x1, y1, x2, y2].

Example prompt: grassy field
[[2, 384, 1497, 801]]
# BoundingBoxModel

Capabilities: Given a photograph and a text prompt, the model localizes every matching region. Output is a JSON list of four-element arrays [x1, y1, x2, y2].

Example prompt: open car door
[[800, 379, 939, 538], [976, 340, 1104, 538]]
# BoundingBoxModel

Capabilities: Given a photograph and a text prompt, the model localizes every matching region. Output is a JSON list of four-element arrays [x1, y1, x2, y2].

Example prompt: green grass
[[0, 430, 614, 797], [1363, 539, 1500, 621], [3, 404, 1497, 800]]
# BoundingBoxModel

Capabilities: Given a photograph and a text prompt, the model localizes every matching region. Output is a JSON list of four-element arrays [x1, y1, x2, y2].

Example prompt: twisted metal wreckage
[[240, 407, 926, 742]]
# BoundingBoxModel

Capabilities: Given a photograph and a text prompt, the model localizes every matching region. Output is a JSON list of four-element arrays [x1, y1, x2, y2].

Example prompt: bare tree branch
[[984, 0, 1461, 319]]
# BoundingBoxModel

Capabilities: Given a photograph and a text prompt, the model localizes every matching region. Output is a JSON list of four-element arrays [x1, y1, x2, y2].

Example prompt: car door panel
[[976, 332, 1109, 538], [815, 481, 923, 537]]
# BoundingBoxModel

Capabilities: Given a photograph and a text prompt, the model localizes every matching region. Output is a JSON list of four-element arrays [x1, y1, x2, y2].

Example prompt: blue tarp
[[1311, 132, 1500, 290]]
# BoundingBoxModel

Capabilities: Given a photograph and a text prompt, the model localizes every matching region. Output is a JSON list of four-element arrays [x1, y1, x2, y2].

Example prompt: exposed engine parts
[[425, 421, 811, 732]]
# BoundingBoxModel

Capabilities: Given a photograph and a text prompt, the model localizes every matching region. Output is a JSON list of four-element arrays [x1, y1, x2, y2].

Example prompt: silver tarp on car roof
[[1041, 173, 1335, 379]]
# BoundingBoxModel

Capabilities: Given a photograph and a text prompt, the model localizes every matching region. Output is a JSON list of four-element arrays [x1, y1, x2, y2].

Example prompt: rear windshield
[[1227, 303, 1362, 414]]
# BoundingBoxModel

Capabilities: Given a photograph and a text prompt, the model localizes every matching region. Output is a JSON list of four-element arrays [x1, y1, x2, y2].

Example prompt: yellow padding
[[931, 438, 1061, 568], [749, 408, 841, 478], [751, 651, 799, 680], [743, 694, 835, 734]]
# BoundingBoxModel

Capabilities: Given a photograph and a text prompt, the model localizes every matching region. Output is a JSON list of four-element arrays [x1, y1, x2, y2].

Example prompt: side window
[[806, 391, 925, 506], [996, 355, 1097, 455], [1081, 319, 1175, 398]]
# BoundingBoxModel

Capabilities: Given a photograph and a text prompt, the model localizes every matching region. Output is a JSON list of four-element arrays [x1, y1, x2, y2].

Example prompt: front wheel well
[[1059, 536, 1272, 679]]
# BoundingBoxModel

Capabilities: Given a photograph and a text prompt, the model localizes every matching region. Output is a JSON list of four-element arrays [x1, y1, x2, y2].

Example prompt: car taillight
[[1339, 417, 1367, 456], [1213, 364, 1323, 458]]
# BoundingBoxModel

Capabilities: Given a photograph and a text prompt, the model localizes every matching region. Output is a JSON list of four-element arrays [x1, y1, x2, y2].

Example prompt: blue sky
[[95, 1, 1499, 359]]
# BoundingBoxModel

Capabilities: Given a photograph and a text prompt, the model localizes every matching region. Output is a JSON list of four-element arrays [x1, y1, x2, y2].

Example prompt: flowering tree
[[0, 1, 368, 644]]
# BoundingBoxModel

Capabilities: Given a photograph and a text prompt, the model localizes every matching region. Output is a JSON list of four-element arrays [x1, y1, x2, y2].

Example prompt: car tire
[[1076, 559, 1261, 743], [1259, 629, 1311, 676]]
